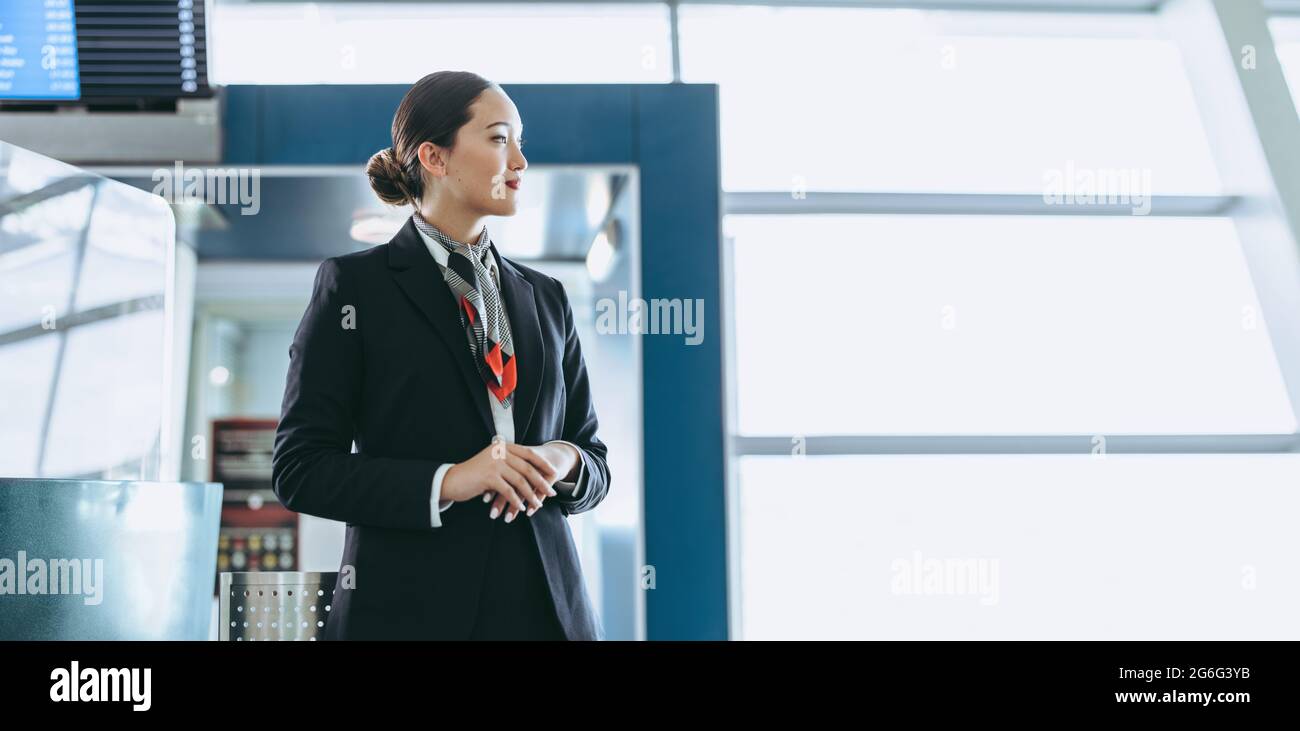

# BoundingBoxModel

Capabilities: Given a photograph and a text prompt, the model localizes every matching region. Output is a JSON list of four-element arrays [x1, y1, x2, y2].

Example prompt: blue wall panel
[[634, 84, 728, 641]]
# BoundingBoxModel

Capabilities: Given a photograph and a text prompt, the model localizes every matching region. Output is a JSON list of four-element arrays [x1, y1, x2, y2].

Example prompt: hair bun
[[366, 146, 414, 206]]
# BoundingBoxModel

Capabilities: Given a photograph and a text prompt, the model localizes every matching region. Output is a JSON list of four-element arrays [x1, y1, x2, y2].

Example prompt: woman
[[271, 70, 610, 640]]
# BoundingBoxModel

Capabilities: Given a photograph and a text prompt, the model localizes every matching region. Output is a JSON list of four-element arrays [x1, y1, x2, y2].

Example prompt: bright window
[[680, 6, 1222, 194], [209, 2, 673, 84], [739, 453, 1300, 639], [728, 214, 1294, 435]]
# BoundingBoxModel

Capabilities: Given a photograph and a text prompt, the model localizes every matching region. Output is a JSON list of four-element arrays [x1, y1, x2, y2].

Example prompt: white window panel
[[210, 3, 672, 84], [1270, 17, 1300, 116], [42, 310, 165, 479], [680, 6, 1221, 194], [729, 214, 1295, 435], [0, 336, 60, 477], [0, 185, 95, 332], [72, 182, 171, 314], [737, 454, 1300, 640]]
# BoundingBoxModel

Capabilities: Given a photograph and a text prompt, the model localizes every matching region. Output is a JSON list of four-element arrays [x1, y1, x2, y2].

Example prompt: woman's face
[[418, 86, 527, 218]]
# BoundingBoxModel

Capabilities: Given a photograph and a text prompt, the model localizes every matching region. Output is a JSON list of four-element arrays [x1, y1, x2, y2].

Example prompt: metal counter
[[0, 478, 223, 640]]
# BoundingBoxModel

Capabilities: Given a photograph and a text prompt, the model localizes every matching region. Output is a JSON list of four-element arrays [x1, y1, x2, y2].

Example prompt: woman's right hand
[[440, 437, 558, 518]]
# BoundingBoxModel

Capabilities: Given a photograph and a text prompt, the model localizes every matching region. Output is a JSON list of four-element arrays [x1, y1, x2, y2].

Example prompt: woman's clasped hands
[[440, 436, 578, 522]]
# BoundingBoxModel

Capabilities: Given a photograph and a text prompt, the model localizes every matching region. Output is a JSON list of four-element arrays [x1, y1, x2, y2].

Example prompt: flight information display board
[[0, 0, 210, 107], [0, 0, 80, 100]]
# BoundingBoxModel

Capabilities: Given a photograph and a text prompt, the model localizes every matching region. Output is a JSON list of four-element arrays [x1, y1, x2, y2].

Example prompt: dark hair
[[366, 70, 497, 207]]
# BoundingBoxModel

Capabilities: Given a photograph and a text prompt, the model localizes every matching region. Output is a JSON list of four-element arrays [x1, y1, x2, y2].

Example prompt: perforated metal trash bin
[[219, 572, 337, 641]]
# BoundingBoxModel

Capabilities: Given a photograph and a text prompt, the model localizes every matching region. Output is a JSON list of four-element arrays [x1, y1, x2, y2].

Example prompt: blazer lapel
[[492, 241, 544, 443], [387, 216, 494, 438]]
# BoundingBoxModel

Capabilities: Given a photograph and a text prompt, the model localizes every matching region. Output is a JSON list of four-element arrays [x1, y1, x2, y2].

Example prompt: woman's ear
[[417, 141, 447, 178]]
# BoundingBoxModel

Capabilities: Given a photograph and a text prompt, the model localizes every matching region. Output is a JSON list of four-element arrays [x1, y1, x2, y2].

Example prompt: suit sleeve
[[272, 257, 441, 530], [546, 280, 610, 517]]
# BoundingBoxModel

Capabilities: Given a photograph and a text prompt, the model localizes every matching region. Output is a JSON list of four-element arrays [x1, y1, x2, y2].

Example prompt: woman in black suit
[[272, 71, 611, 640]]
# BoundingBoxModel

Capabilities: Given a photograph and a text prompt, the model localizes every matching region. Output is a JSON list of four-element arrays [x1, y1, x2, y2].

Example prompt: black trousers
[[468, 510, 567, 640]]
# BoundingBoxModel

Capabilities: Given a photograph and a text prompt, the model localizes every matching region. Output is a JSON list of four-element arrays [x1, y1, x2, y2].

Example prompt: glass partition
[[0, 139, 178, 481]]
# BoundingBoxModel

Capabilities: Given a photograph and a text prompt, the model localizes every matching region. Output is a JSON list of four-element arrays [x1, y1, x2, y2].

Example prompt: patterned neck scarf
[[411, 212, 517, 408]]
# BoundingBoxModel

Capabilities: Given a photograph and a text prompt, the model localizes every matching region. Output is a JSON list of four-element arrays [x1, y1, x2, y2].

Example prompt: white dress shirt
[[415, 223, 585, 528]]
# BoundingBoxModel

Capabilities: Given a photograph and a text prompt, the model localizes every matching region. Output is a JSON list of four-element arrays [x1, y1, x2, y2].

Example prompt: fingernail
[[547, 488, 557, 497], [505, 511, 515, 523], [490, 506, 500, 519], [483, 494, 492, 503], [527, 506, 536, 516]]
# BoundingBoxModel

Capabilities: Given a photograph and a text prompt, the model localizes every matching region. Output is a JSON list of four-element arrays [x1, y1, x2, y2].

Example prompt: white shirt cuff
[[430, 463, 455, 528], [544, 440, 585, 500]]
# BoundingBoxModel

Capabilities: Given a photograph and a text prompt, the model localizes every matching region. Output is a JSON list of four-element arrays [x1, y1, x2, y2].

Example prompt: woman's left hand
[[485, 442, 578, 522]]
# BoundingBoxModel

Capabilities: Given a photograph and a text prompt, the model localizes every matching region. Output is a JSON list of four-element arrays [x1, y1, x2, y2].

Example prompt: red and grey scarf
[[411, 212, 517, 408]]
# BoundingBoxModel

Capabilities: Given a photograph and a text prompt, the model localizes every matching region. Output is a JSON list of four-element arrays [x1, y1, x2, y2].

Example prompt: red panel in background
[[211, 418, 299, 589]]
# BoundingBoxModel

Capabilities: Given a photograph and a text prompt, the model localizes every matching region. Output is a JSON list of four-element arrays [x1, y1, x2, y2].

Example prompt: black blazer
[[271, 215, 610, 640]]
